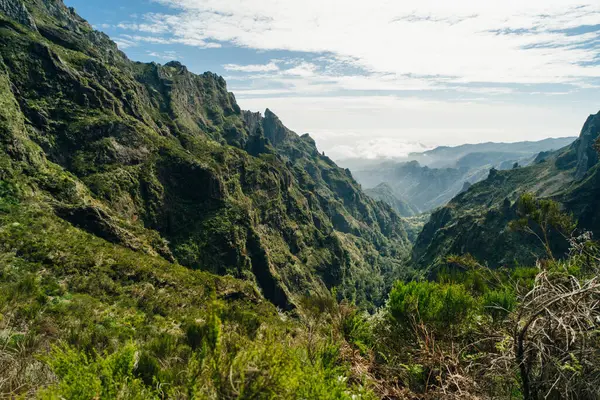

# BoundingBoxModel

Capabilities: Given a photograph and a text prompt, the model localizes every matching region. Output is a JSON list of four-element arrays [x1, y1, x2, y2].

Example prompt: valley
[[0, 1, 599, 399]]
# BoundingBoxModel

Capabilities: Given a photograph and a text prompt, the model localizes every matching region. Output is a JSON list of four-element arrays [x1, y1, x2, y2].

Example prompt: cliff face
[[412, 111, 600, 269], [0, 0, 35, 28], [0, 0, 410, 309], [574, 113, 600, 179]]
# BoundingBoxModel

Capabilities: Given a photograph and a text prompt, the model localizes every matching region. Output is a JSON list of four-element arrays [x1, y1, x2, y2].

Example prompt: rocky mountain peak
[[574, 110, 600, 179], [262, 108, 291, 146]]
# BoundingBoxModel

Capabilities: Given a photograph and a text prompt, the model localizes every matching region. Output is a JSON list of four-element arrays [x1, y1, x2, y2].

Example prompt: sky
[[65, 0, 600, 160]]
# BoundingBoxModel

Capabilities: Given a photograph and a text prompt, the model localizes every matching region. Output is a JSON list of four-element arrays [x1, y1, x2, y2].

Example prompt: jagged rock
[[459, 181, 472, 194], [574, 112, 600, 179], [263, 108, 292, 147], [0, 0, 36, 29]]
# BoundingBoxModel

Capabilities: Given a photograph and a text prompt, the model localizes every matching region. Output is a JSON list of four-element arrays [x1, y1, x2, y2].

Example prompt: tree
[[509, 193, 576, 260]]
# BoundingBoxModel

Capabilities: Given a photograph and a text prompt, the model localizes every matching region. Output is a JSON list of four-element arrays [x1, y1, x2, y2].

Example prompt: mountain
[[0, 0, 410, 313], [410, 137, 577, 168], [364, 182, 419, 217], [352, 137, 576, 213], [354, 160, 486, 213], [4, 2, 600, 399], [412, 111, 600, 269]]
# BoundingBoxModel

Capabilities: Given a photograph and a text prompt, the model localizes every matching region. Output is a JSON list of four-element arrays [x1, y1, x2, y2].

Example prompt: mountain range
[[0, 0, 411, 313], [413, 111, 600, 269], [1, 1, 600, 398], [351, 137, 576, 215]]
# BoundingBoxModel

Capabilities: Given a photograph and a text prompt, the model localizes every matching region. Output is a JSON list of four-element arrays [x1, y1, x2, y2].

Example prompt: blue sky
[[65, 0, 600, 160]]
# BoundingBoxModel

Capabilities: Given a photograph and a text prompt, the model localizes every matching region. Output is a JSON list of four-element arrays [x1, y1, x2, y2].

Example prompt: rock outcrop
[[574, 112, 600, 179], [0, 0, 36, 29]]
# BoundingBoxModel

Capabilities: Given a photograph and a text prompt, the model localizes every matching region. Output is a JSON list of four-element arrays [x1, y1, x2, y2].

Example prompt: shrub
[[38, 343, 155, 400], [388, 281, 476, 330], [482, 288, 516, 323]]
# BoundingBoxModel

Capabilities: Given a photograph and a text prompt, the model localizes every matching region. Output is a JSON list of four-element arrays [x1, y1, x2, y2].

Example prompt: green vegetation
[[413, 110, 600, 269], [4, 180, 599, 399], [1, 1, 600, 399], [389, 280, 475, 328], [509, 193, 576, 259], [0, 198, 375, 398]]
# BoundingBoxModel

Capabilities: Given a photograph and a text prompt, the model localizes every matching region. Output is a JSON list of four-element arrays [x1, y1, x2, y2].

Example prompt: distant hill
[[365, 183, 419, 217], [412, 111, 600, 269], [412, 137, 577, 168], [351, 137, 576, 213]]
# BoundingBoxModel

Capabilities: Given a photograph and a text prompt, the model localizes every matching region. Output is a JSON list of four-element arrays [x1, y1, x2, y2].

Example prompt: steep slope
[[364, 183, 419, 217], [354, 160, 472, 212], [0, 0, 409, 310], [412, 111, 600, 269]]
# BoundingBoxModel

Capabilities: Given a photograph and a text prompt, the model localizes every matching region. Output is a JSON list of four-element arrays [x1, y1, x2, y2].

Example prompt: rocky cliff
[[0, 0, 410, 310]]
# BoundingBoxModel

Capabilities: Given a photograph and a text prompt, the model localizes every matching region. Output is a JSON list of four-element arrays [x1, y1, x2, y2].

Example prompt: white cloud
[[144, 0, 600, 87], [223, 62, 279, 72], [147, 50, 181, 60], [282, 62, 318, 77], [324, 139, 434, 160], [114, 34, 221, 49], [117, 22, 169, 34], [114, 38, 138, 49]]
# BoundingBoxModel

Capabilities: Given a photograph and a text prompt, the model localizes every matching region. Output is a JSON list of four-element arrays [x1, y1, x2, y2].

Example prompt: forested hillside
[[413, 111, 600, 269], [1, 1, 600, 399]]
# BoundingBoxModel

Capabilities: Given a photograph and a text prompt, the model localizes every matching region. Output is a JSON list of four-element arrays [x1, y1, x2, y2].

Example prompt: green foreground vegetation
[[2, 182, 600, 399], [1, 0, 600, 398]]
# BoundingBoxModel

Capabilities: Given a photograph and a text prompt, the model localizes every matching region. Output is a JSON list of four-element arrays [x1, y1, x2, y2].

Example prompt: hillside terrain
[[0, 0, 412, 312], [412, 111, 600, 269], [364, 183, 420, 217], [351, 137, 575, 214], [2, 1, 600, 399]]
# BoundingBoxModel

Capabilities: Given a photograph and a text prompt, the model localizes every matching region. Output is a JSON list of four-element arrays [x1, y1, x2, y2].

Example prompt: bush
[[482, 288, 516, 323], [388, 281, 476, 329], [340, 306, 373, 354], [38, 343, 155, 400]]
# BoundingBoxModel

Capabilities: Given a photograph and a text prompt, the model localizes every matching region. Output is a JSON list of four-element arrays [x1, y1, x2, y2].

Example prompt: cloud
[[113, 34, 221, 49], [147, 50, 181, 60], [138, 0, 599, 88], [116, 22, 169, 34], [223, 62, 279, 72], [114, 37, 138, 49], [325, 139, 434, 160], [282, 62, 318, 77]]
